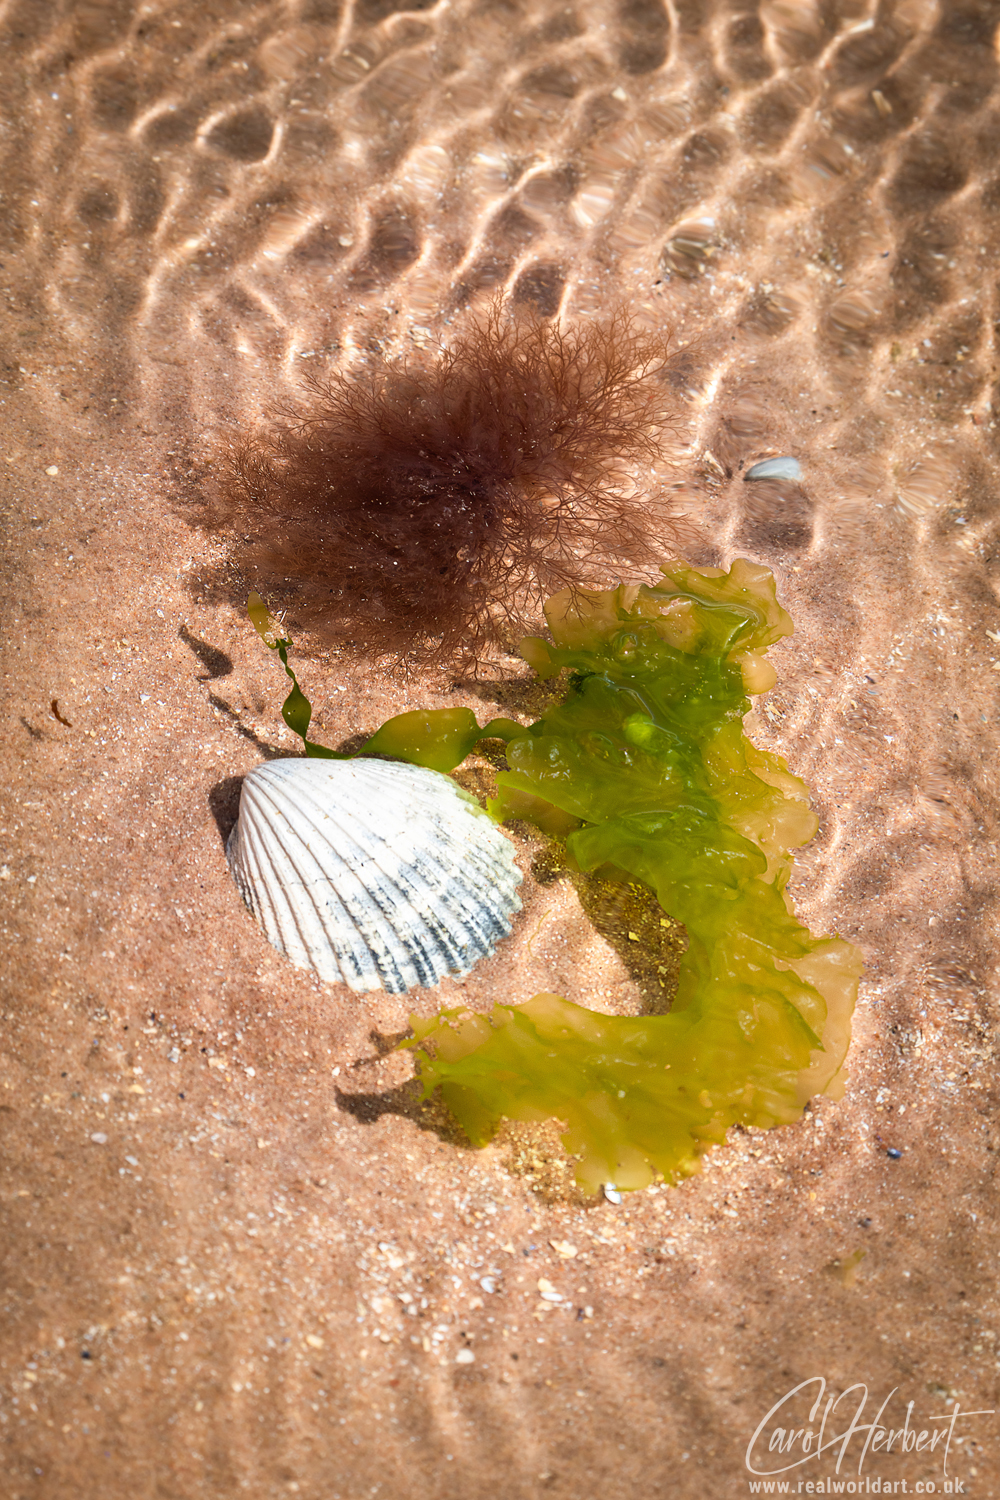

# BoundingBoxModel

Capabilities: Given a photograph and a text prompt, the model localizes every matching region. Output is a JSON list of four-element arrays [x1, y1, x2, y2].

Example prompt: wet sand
[[2, 0, 1000, 1495]]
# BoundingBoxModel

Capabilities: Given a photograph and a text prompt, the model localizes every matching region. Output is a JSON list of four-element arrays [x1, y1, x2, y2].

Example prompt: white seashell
[[226, 758, 522, 994], [744, 456, 802, 482]]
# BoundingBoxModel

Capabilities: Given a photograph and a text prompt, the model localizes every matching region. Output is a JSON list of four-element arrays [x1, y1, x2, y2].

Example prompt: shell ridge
[[235, 822, 309, 962], [228, 759, 524, 994], [298, 782, 491, 969], [238, 767, 415, 990], [325, 803, 523, 966], [356, 840, 497, 971], [261, 775, 424, 891], [239, 779, 385, 988], [254, 781, 515, 970], [254, 791, 425, 993], [239, 804, 354, 982], [408, 834, 523, 936], [288, 808, 427, 990], [408, 862, 509, 950]]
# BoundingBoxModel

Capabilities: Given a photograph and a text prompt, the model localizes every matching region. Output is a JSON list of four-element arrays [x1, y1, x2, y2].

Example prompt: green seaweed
[[360, 706, 524, 775], [376, 560, 862, 1192], [247, 592, 345, 760], [246, 564, 862, 1193]]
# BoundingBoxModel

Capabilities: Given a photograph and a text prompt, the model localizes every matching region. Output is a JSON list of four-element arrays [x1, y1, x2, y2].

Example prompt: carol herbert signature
[[745, 1377, 993, 1481]]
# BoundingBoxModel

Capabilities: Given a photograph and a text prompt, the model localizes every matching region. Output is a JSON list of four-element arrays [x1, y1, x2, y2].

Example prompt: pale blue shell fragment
[[745, 456, 802, 482]]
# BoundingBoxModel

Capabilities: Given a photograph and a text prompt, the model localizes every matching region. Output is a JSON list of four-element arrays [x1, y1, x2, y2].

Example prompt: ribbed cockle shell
[[226, 758, 522, 993]]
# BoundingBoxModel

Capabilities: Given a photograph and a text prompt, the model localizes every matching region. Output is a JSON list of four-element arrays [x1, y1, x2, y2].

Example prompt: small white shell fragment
[[602, 1183, 623, 1204], [455, 1349, 475, 1364], [227, 757, 523, 994], [744, 456, 802, 482]]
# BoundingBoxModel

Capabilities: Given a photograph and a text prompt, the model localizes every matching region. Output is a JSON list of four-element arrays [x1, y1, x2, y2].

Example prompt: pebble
[[455, 1349, 475, 1364], [745, 456, 802, 482], [886, 1147, 903, 1160], [45, 465, 59, 476], [89, 1132, 108, 1145]]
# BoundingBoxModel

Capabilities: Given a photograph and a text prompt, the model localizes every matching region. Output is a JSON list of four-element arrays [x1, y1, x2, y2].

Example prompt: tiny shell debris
[[744, 456, 802, 482], [455, 1349, 475, 1364], [825, 1249, 867, 1288], [602, 1183, 623, 1204], [227, 757, 522, 993]]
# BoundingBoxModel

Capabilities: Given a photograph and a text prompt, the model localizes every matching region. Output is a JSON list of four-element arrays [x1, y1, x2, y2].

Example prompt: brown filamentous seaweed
[[223, 305, 688, 665]]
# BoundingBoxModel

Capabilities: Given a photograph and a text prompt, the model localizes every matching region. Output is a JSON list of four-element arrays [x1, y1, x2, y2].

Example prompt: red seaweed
[[221, 304, 690, 665]]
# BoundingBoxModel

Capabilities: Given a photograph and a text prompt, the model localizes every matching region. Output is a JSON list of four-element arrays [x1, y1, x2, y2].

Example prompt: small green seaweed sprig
[[248, 590, 522, 768], [247, 592, 345, 759]]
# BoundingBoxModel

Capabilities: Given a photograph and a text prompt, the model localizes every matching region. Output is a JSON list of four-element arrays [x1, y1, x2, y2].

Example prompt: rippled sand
[[3, 1, 1000, 1495]]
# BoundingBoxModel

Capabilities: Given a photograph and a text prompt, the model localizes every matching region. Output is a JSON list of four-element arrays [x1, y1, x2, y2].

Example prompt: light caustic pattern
[[6, 0, 999, 473], [7, 0, 1000, 1251], [5, 0, 1000, 1493], [7, 0, 1000, 698]]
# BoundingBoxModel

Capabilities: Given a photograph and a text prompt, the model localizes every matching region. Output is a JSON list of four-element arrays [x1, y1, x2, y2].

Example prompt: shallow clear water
[[3, 1, 999, 1494]]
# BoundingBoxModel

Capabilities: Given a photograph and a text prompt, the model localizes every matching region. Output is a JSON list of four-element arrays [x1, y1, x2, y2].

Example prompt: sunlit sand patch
[[894, 447, 960, 521]]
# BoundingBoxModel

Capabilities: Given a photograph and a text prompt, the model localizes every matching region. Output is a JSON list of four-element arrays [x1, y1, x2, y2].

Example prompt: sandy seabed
[[3, 0, 1000, 1495]]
